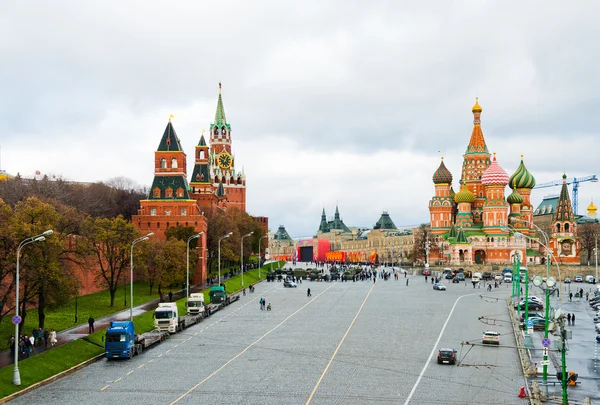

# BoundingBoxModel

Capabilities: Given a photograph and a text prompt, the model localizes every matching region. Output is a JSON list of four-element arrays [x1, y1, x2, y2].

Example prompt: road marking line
[[114, 378, 121, 383], [403, 292, 480, 405], [158, 354, 163, 357], [305, 282, 375, 404], [127, 371, 134, 376], [100, 385, 109, 391], [148, 359, 154, 363], [169, 283, 337, 405], [137, 364, 144, 369]]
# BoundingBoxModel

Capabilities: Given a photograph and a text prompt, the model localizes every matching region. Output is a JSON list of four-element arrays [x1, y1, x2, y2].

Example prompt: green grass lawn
[[0, 262, 281, 398], [0, 281, 160, 350], [0, 339, 104, 398]]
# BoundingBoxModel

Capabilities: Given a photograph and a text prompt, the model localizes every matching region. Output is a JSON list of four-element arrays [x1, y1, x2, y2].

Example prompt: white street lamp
[[130, 233, 153, 321], [14, 229, 52, 385], [258, 235, 268, 278], [240, 232, 254, 286], [218, 232, 233, 285], [187, 232, 204, 300]]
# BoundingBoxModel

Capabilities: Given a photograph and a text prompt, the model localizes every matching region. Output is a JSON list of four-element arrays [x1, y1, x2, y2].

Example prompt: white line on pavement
[[169, 283, 338, 405], [403, 292, 480, 405]]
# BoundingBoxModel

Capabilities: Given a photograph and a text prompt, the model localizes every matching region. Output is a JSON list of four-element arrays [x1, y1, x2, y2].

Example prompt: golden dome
[[472, 97, 482, 113], [587, 199, 597, 215]]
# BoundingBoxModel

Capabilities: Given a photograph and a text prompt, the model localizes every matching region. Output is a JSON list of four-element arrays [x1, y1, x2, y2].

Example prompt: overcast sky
[[2, 1, 600, 237]]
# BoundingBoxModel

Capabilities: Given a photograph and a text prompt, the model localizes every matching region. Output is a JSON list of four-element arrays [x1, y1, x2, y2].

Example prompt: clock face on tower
[[217, 152, 232, 169]]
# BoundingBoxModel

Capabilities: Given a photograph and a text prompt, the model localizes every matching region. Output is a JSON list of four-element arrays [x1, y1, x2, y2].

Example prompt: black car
[[516, 301, 543, 311], [520, 312, 544, 322], [437, 348, 457, 364], [452, 277, 460, 283], [483, 272, 492, 281], [445, 273, 454, 279]]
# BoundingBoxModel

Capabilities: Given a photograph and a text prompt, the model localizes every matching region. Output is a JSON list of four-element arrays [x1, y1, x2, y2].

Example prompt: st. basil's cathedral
[[428, 99, 580, 266]]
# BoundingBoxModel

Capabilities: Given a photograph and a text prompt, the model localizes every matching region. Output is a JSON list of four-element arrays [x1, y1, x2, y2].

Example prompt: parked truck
[[104, 321, 169, 359], [186, 293, 207, 316], [154, 302, 185, 333], [209, 286, 241, 306]]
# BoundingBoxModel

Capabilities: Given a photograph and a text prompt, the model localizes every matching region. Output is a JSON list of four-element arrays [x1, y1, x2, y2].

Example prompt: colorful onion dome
[[432, 158, 453, 184], [507, 188, 524, 204], [509, 155, 536, 189], [472, 97, 482, 113], [481, 153, 509, 186], [449, 186, 456, 198], [587, 199, 597, 214], [454, 184, 475, 204]]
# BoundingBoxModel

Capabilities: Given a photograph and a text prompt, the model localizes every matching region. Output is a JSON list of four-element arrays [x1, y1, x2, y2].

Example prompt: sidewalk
[[0, 283, 208, 369]]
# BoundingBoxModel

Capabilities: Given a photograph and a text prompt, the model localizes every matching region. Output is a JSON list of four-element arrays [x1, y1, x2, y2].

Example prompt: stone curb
[[0, 352, 105, 403], [507, 296, 536, 405]]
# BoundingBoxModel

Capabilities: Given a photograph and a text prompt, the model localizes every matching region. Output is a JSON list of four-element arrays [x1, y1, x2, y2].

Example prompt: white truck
[[472, 272, 482, 283], [186, 293, 207, 316], [154, 303, 185, 333]]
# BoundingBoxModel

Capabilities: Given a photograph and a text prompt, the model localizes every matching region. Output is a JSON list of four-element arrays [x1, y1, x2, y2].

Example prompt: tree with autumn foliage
[[138, 238, 189, 297], [81, 216, 139, 307]]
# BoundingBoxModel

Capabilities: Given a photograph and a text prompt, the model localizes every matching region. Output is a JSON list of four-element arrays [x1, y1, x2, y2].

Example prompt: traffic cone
[[518, 386, 526, 398]]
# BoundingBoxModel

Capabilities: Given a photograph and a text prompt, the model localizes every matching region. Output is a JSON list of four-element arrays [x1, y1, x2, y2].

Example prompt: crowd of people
[[9, 328, 57, 361]]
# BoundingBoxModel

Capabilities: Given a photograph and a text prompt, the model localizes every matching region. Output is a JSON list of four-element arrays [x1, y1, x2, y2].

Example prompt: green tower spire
[[214, 82, 227, 128]]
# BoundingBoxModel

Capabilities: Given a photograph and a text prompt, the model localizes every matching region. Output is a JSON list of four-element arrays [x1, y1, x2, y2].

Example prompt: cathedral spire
[[554, 174, 575, 222], [214, 82, 227, 127], [318, 208, 330, 233], [465, 98, 489, 155]]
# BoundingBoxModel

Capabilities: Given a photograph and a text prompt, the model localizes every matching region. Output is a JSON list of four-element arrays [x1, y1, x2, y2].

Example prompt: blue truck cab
[[104, 321, 135, 359]]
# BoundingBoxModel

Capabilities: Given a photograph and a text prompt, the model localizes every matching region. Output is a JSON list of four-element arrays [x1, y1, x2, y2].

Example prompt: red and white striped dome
[[481, 154, 509, 186]]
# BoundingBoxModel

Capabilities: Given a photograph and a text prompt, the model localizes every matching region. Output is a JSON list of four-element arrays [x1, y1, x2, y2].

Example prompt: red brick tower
[[550, 174, 580, 263], [133, 117, 208, 283], [208, 83, 246, 212], [189, 131, 215, 212]]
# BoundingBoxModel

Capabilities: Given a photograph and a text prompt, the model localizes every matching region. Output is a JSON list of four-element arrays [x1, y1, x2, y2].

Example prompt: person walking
[[406, 278, 409, 286], [88, 316, 95, 334], [569, 292, 573, 302], [571, 313, 575, 325], [49, 329, 57, 347], [168, 291, 173, 302], [425, 275, 428, 282], [43, 329, 49, 348], [307, 288, 311, 297], [567, 313, 571, 325]]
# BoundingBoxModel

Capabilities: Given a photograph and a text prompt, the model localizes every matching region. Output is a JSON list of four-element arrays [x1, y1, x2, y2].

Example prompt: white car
[[494, 273, 503, 282], [482, 331, 500, 345], [529, 296, 544, 305], [503, 275, 512, 283]]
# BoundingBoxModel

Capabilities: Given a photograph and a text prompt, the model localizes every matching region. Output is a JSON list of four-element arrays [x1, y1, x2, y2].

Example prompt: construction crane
[[534, 175, 598, 215]]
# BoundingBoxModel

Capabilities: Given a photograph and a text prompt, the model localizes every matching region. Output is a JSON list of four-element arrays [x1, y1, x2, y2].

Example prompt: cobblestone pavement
[[10, 276, 529, 405]]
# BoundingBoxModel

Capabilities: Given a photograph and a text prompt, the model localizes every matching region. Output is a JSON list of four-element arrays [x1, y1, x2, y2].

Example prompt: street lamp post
[[240, 232, 254, 286], [14, 230, 53, 386], [531, 275, 558, 397], [187, 232, 204, 300], [218, 232, 233, 285], [258, 235, 268, 278], [130, 233, 153, 321], [508, 228, 565, 396]]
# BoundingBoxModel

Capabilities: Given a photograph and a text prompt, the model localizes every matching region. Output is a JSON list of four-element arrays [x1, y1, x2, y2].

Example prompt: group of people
[[9, 328, 57, 361], [567, 313, 576, 325], [259, 297, 271, 311]]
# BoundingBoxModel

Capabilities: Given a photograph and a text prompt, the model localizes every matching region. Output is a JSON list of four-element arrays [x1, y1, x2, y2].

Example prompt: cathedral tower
[[429, 158, 454, 234], [508, 155, 536, 236], [461, 98, 491, 224], [550, 174, 580, 263], [480, 153, 509, 234]]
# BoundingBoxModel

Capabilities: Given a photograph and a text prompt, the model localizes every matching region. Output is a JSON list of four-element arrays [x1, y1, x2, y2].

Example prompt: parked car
[[563, 277, 571, 284], [433, 283, 447, 291], [574, 275, 583, 282], [596, 324, 600, 333], [520, 312, 545, 322], [423, 269, 431, 276], [596, 334, 600, 343], [444, 273, 454, 279], [283, 280, 297, 288], [483, 272, 493, 281], [437, 348, 457, 364], [516, 301, 544, 311], [503, 275, 513, 283], [520, 318, 547, 331], [586, 275, 596, 284], [453, 274, 464, 283], [529, 296, 544, 305], [482, 331, 500, 345], [494, 273, 503, 282]]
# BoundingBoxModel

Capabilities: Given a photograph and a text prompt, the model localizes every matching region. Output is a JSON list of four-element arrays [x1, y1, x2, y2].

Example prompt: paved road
[[10, 276, 528, 405]]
